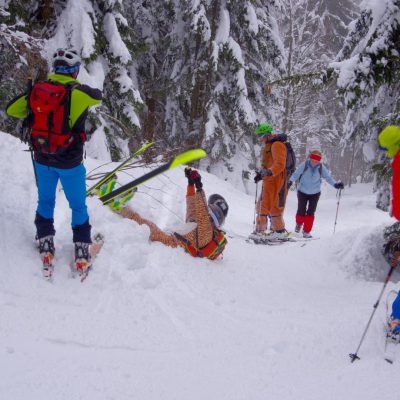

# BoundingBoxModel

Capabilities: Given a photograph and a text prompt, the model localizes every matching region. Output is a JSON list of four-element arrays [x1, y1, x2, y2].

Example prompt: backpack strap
[[63, 82, 78, 134], [298, 162, 309, 183], [173, 229, 226, 260], [298, 161, 322, 183], [210, 229, 226, 258], [173, 232, 201, 257]]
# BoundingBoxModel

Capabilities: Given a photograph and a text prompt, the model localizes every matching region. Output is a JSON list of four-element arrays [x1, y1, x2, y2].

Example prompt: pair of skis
[[86, 141, 155, 197], [93, 147, 207, 207], [246, 233, 319, 245]]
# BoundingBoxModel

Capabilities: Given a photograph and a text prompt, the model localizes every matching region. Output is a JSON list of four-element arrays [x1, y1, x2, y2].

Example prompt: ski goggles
[[309, 153, 322, 162], [54, 65, 80, 74], [258, 133, 273, 140], [209, 206, 224, 228]]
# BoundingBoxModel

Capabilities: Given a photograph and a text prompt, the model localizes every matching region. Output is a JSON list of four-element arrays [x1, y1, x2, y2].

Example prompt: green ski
[[99, 148, 207, 205], [86, 141, 154, 197]]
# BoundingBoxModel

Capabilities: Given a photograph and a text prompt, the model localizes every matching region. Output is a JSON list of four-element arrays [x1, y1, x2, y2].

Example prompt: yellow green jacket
[[6, 73, 102, 168]]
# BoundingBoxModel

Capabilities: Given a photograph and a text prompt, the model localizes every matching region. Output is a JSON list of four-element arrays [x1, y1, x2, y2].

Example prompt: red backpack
[[175, 230, 227, 260], [29, 81, 75, 154]]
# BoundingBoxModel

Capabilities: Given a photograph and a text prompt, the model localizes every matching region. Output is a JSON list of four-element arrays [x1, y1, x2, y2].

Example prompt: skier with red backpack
[[6, 48, 102, 279]]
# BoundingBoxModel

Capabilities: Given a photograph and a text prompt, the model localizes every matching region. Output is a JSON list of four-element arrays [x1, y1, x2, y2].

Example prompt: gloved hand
[[190, 170, 202, 190], [263, 169, 273, 177], [334, 181, 344, 190], [254, 172, 262, 183], [185, 167, 193, 185], [384, 235, 400, 255], [81, 126, 96, 143], [391, 251, 400, 267], [287, 180, 293, 189]]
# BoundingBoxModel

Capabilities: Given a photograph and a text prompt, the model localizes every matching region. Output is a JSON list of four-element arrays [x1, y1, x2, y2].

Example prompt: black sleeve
[[76, 84, 102, 101], [72, 109, 88, 134]]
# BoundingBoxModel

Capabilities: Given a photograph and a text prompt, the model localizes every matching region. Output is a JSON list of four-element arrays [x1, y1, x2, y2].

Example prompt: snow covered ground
[[0, 132, 398, 400]]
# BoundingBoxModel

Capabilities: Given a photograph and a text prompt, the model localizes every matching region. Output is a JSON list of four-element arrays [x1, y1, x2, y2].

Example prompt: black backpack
[[285, 142, 296, 179]]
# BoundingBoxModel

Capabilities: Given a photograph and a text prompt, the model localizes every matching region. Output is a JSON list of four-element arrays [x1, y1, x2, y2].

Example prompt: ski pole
[[349, 254, 400, 362], [24, 76, 38, 187], [252, 181, 259, 233], [333, 188, 342, 234]]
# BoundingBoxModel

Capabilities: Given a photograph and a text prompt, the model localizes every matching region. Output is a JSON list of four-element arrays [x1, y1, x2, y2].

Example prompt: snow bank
[[0, 132, 397, 400]]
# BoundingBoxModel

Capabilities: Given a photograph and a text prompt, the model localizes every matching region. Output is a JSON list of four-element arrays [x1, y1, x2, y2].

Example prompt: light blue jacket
[[289, 161, 336, 194]]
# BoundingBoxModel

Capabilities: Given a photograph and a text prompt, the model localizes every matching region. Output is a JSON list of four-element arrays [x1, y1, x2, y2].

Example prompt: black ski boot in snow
[[38, 235, 55, 280], [74, 242, 92, 280]]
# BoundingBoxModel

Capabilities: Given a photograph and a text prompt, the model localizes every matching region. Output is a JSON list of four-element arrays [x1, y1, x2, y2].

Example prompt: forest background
[[0, 0, 398, 209]]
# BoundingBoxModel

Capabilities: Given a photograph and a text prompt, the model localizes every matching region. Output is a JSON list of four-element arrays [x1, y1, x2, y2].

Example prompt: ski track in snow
[[0, 133, 398, 400]]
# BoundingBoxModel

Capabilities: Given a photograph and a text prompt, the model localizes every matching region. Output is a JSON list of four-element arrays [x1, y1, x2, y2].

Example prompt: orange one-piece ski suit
[[120, 185, 226, 259], [256, 137, 288, 232]]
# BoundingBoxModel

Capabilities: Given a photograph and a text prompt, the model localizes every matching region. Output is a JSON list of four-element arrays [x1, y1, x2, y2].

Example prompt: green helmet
[[255, 123, 273, 135]]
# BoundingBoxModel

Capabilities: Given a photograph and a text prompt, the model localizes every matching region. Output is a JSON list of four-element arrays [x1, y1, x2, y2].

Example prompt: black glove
[[81, 126, 96, 143], [385, 238, 400, 254], [190, 170, 203, 190], [185, 167, 193, 185], [287, 180, 293, 189], [254, 172, 262, 183], [334, 181, 344, 190]]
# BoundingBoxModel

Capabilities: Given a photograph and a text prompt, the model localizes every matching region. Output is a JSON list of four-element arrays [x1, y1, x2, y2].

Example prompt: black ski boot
[[38, 235, 55, 280], [74, 242, 92, 280]]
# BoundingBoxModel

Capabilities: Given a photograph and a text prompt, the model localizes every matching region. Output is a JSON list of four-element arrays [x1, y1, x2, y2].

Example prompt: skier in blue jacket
[[288, 150, 344, 237]]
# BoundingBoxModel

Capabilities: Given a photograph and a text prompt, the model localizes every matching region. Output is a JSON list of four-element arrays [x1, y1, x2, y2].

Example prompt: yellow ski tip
[[169, 149, 207, 169]]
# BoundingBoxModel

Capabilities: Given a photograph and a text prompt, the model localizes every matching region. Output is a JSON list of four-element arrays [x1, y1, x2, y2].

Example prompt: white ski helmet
[[52, 48, 81, 73]]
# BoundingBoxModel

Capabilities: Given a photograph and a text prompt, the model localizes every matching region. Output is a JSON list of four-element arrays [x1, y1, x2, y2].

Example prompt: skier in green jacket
[[6, 48, 102, 279]]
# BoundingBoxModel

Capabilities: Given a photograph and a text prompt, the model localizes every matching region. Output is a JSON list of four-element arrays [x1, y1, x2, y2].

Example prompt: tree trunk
[[197, 0, 219, 148], [282, 1, 293, 133], [348, 138, 356, 187]]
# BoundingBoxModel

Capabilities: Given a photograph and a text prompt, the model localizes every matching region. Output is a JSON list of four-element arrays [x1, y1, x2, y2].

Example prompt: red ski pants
[[296, 191, 321, 233]]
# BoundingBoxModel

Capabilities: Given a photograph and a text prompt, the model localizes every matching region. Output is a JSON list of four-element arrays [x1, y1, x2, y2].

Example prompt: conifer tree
[[276, 0, 359, 174], [332, 0, 400, 208]]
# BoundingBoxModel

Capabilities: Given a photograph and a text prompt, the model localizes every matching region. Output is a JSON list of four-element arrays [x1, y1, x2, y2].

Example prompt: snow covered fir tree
[[1, 0, 400, 398], [332, 0, 400, 208]]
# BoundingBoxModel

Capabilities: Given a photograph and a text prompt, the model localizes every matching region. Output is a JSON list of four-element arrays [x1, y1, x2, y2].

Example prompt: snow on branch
[[104, 12, 131, 64]]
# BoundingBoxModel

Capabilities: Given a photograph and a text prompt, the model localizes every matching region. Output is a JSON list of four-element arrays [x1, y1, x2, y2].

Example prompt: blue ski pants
[[34, 162, 91, 242]]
